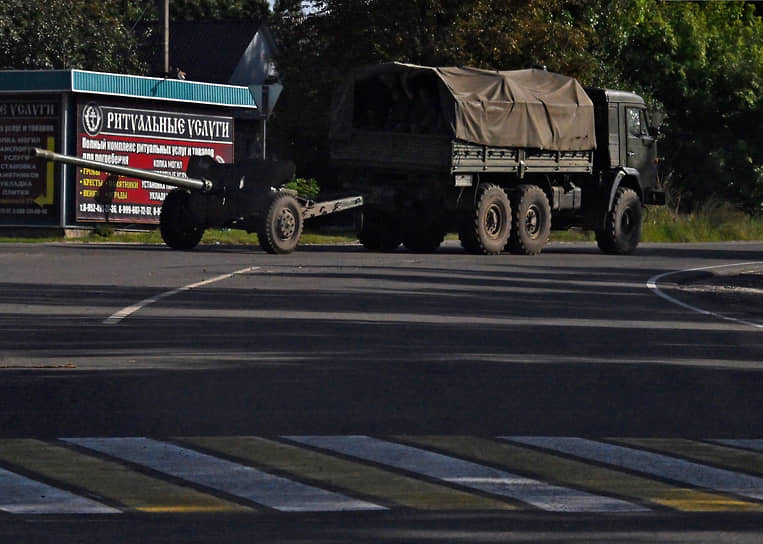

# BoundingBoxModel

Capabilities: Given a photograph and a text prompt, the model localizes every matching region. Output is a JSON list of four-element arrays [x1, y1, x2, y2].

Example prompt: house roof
[[170, 20, 264, 84]]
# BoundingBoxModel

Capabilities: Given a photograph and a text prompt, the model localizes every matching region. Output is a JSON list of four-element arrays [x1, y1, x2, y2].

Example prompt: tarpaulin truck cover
[[331, 63, 596, 152]]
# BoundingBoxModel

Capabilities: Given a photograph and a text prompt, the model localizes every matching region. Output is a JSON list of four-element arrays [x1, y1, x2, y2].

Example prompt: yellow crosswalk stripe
[[611, 438, 763, 477], [399, 436, 763, 512], [181, 436, 517, 511], [0, 439, 252, 514]]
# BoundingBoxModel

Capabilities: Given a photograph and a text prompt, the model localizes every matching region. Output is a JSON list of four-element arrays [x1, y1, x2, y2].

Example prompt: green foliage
[[285, 177, 321, 199], [0, 0, 147, 72], [599, 1, 763, 214], [169, 0, 270, 21], [0, 1, 271, 73]]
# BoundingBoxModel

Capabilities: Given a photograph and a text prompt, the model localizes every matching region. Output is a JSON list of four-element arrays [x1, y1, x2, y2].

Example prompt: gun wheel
[[258, 193, 304, 254], [159, 189, 204, 250]]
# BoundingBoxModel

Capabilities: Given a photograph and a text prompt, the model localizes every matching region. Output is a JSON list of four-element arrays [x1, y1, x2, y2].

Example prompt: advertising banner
[[76, 102, 234, 223], [0, 98, 59, 225]]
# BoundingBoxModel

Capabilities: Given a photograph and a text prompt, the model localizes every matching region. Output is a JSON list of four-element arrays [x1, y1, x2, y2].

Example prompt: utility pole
[[161, 0, 169, 75]]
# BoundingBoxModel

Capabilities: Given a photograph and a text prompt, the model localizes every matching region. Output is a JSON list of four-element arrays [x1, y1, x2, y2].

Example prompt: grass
[[0, 227, 357, 246], [641, 202, 763, 243], [1, 203, 761, 245]]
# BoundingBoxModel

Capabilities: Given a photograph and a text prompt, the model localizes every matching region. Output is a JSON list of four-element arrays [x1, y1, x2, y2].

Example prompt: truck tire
[[401, 209, 446, 253], [160, 189, 204, 250], [258, 192, 304, 254], [508, 184, 551, 255], [596, 187, 642, 255], [464, 184, 511, 255], [356, 208, 401, 251], [402, 226, 446, 253], [458, 217, 481, 254]]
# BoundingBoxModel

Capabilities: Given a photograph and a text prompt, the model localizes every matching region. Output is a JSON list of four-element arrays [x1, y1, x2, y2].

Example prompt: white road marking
[[710, 439, 763, 453], [63, 437, 384, 512], [0, 466, 119, 514], [286, 435, 647, 512], [101, 307, 756, 332], [103, 266, 260, 325], [504, 437, 763, 501], [647, 262, 763, 330]]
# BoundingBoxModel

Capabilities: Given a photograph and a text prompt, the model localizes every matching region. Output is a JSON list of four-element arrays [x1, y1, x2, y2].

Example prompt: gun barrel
[[34, 148, 212, 192]]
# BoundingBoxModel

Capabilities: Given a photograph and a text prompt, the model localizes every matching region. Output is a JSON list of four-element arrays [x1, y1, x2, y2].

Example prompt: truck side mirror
[[648, 111, 666, 137]]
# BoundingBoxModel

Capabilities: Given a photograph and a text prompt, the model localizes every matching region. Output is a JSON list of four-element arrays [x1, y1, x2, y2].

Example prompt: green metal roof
[[0, 69, 259, 110]]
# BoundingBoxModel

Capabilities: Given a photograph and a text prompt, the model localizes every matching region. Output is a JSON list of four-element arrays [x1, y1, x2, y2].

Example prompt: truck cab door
[[625, 106, 658, 189]]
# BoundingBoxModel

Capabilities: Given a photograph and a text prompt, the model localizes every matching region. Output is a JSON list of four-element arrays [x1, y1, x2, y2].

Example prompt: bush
[[285, 177, 321, 199]]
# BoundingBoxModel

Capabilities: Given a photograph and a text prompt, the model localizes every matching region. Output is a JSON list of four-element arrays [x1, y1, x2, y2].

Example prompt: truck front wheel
[[596, 187, 642, 254], [160, 189, 204, 250], [509, 184, 551, 255], [463, 184, 511, 255], [258, 193, 304, 254]]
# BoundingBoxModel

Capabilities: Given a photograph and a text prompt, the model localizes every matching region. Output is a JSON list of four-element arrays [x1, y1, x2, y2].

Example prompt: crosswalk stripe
[[0, 466, 120, 514], [504, 437, 763, 502], [0, 439, 247, 513], [612, 438, 763, 477], [181, 436, 515, 511], [64, 437, 385, 512], [403, 436, 762, 512], [286, 435, 647, 512], [711, 439, 763, 454], [1, 436, 760, 515]]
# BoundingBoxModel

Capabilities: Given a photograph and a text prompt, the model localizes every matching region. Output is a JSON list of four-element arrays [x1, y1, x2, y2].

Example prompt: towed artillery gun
[[35, 148, 363, 254]]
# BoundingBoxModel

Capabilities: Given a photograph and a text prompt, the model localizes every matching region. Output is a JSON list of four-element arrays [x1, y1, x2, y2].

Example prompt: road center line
[[646, 262, 763, 330], [103, 266, 260, 325]]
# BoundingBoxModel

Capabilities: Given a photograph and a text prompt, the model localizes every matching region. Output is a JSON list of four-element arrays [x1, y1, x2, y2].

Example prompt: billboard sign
[[0, 98, 59, 225], [76, 102, 234, 223]]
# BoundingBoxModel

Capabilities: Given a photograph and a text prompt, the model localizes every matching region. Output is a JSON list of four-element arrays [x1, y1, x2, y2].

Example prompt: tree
[[610, 1, 763, 213], [168, 0, 269, 21], [0, 0, 147, 73]]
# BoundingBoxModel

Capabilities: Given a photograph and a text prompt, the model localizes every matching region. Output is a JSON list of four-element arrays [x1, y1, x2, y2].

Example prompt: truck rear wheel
[[258, 192, 304, 254], [160, 189, 204, 250], [596, 187, 642, 255], [458, 218, 481, 253], [356, 208, 401, 251], [401, 208, 446, 253], [402, 226, 446, 253], [464, 184, 511, 255], [509, 184, 551, 255]]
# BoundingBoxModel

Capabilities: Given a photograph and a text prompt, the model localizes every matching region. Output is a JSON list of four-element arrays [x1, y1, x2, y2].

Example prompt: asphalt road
[[0, 240, 761, 542]]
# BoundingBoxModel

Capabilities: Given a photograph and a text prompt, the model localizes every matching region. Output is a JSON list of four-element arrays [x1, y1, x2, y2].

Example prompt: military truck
[[331, 63, 664, 255]]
